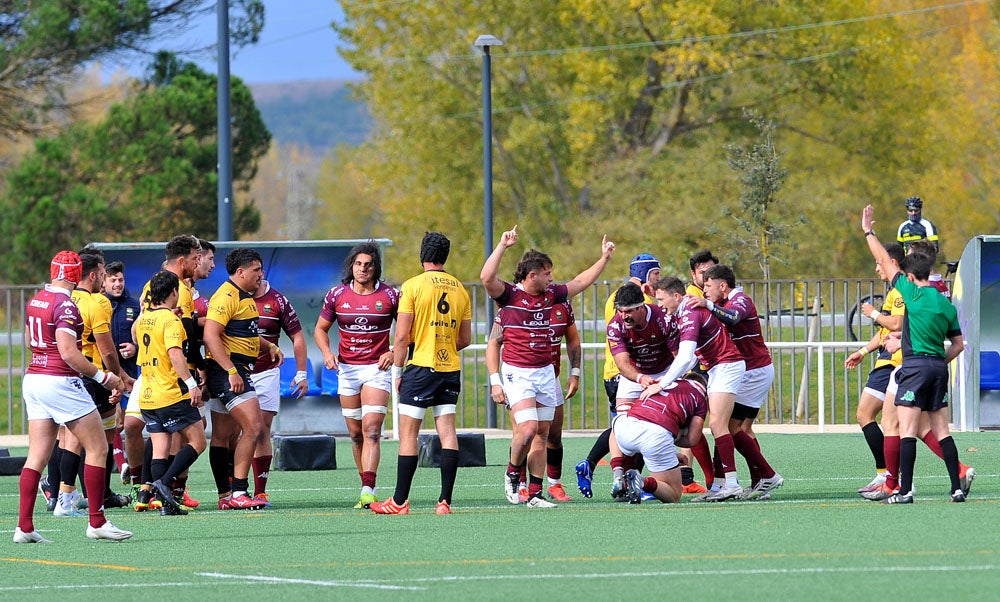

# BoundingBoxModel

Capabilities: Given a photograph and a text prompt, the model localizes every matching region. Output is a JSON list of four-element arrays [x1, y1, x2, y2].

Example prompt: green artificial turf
[[1, 432, 996, 601]]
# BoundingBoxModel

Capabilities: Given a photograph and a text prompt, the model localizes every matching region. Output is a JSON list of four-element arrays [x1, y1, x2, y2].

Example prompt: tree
[[0, 0, 264, 137], [327, 1, 995, 282], [718, 110, 803, 281], [0, 53, 270, 283]]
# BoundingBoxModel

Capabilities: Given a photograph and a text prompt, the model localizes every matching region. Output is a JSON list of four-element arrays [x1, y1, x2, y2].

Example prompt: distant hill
[[249, 80, 371, 151]]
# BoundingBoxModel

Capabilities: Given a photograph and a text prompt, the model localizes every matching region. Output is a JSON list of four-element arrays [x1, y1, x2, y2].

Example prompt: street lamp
[[217, 0, 233, 241], [475, 34, 503, 429]]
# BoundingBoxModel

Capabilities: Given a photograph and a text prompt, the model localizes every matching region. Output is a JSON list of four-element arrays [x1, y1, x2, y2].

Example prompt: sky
[[114, 0, 362, 83]]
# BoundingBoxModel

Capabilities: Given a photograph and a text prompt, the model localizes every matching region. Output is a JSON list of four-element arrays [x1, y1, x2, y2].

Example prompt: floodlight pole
[[217, 0, 234, 241], [475, 34, 503, 429]]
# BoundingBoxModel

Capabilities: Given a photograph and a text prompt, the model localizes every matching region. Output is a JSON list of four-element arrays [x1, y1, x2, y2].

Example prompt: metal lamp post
[[217, 0, 233, 241], [474, 34, 503, 428]]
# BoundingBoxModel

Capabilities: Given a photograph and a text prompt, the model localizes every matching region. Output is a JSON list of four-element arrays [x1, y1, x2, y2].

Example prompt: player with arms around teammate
[[692, 264, 783, 500], [135, 271, 206, 516], [204, 248, 281, 510], [371, 232, 472, 515], [648, 277, 746, 502], [316, 241, 399, 509], [482, 225, 615, 508], [15, 251, 131, 543]]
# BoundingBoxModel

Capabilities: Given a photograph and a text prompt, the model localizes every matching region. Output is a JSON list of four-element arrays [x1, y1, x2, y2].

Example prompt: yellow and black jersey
[[398, 270, 471, 372], [874, 287, 906, 369], [135, 307, 190, 410], [71, 289, 112, 370], [206, 279, 259, 368], [685, 283, 705, 298], [141, 277, 195, 320]]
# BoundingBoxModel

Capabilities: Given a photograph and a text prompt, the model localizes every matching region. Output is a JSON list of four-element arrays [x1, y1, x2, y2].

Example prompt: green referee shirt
[[891, 273, 962, 358]]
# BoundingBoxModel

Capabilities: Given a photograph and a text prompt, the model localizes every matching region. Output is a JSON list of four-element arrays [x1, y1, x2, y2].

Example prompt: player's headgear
[[50, 250, 82, 284], [420, 232, 450, 265], [629, 254, 660, 284], [904, 196, 923, 210]]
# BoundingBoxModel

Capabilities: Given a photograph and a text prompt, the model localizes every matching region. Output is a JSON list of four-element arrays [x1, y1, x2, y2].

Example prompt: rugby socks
[[884, 435, 901, 490], [254, 455, 273, 495], [439, 448, 459, 505], [680, 466, 695, 486], [112, 429, 127, 473], [922, 432, 944, 458], [46, 442, 62, 489], [586, 429, 612, 472], [938, 436, 962, 493], [861, 422, 886, 470], [643, 477, 658, 493], [691, 436, 714, 487], [898, 437, 917, 496], [83, 463, 107, 529], [151, 458, 169, 483], [527, 474, 544, 499], [103, 447, 115, 496], [209, 446, 233, 495], [733, 431, 775, 479], [18, 467, 41, 533], [546, 446, 563, 483], [59, 450, 81, 489], [141, 438, 153, 484], [231, 478, 250, 497], [921, 433, 970, 474], [392, 454, 419, 504], [713, 434, 739, 488], [161, 445, 200, 487]]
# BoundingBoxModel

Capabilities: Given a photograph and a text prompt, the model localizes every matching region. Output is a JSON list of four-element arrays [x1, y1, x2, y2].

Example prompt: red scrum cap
[[50, 250, 83, 284]]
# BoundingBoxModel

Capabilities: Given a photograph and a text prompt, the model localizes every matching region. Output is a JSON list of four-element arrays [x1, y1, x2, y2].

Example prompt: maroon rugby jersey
[[606, 304, 677, 375], [493, 281, 568, 369], [716, 289, 771, 370], [548, 301, 575, 376], [929, 275, 951, 300], [253, 283, 304, 373], [627, 378, 708, 436], [25, 285, 83, 377], [319, 281, 399, 365], [674, 301, 742, 368]]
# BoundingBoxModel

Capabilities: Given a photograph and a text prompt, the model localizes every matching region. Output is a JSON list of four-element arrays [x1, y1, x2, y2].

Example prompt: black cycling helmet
[[904, 196, 923, 210]]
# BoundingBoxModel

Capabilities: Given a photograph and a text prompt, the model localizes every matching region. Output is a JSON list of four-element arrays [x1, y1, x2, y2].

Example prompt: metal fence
[[1, 278, 928, 435]]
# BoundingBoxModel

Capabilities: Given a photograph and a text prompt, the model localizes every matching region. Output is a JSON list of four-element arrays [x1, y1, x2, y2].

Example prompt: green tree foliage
[[0, 53, 270, 283], [719, 110, 803, 281], [0, 0, 264, 137], [328, 1, 1000, 282]]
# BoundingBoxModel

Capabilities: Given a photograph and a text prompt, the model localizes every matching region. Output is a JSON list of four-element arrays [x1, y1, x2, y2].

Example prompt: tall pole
[[217, 0, 234, 241], [476, 34, 503, 428]]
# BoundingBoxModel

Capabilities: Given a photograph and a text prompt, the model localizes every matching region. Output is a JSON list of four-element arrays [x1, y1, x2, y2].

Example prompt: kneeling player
[[612, 373, 708, 504]]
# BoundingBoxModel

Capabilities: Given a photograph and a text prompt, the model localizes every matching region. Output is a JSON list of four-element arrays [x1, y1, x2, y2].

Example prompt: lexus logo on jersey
[[534, 312, 544, 321], [357, 317, 369, 325]]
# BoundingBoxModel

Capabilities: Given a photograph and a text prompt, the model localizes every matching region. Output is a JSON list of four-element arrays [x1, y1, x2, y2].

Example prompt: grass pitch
[[2, 432, 997, 601]]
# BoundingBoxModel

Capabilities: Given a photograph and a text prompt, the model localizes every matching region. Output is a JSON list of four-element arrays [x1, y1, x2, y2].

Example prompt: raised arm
[[862, 204, 901, 281], [565, 235, 616, 297], [480, 225, 518, 299]]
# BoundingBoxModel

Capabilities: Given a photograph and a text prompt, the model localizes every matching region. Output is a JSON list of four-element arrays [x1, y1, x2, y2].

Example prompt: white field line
[[195, 572, 423, 590], [0, 565, 994, 593], [369, 564, 999, 584]]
